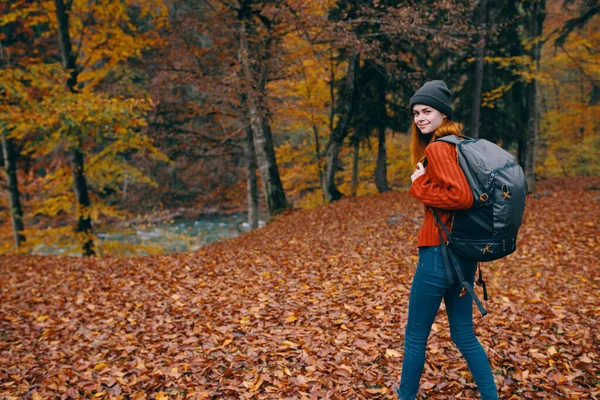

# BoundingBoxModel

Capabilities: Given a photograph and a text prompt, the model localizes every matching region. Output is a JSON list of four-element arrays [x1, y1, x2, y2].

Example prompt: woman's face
[[413, 104, 446, 134]]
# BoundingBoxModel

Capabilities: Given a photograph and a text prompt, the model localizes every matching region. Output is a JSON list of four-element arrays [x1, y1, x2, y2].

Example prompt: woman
[[396, 80, 499, 399]]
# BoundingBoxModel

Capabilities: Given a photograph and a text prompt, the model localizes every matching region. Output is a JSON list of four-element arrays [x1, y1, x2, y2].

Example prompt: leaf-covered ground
[[1, 177, 599, 399]]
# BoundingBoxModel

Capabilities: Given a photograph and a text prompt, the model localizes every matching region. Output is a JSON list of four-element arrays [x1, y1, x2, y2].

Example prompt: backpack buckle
[[479, 193, 489, 202]]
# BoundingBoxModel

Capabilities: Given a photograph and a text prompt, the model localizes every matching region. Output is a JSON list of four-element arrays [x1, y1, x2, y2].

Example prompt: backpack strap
[[431, 209, 454, 285], [434, 134, 465, 145], [437, 228, 455, 285], [476, 265, 488, 301], [432, 209, 488, 316], [432, 207, 453, 240]]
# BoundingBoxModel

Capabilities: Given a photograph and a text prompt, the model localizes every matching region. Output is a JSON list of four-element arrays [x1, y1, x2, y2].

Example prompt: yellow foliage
[[276, 130, 413, 209], [482, 83, 515, 108], [479, 3, 599, 177], [386, 134, 413, 188], [276, 136, 325, 207], [538, 4, 600, 176], [0, 0, 170, 242]]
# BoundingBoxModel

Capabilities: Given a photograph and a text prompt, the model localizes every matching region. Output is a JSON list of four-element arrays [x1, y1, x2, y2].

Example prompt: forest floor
[[1, 177, 599, 399]]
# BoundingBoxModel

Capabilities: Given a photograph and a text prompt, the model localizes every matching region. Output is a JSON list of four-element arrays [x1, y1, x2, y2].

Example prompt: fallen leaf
[[94, 363, 108, 371], [286, 315, 298, 323], [385, 348, 401, 358]]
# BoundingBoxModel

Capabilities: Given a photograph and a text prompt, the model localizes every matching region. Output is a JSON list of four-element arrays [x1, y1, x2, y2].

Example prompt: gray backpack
[[431, 135, 528, 315]]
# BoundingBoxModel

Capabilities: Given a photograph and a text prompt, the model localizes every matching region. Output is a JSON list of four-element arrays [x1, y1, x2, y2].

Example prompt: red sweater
[[409, 141, 474, 247]]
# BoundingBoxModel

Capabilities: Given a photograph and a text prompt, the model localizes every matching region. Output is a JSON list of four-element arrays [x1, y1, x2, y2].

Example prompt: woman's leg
[[397, 247, 449, 400], [444, 261, 499, 400]]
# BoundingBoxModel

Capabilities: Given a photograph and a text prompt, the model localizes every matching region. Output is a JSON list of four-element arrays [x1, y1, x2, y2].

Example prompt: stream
[[33, 213, 265, 256]]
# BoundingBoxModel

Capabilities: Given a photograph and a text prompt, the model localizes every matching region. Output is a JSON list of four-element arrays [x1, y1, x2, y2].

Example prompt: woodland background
[[0, 0, 598, 255]]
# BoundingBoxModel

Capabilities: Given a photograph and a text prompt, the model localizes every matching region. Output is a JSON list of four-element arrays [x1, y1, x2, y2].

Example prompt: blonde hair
[[410, 118, 464, 167]]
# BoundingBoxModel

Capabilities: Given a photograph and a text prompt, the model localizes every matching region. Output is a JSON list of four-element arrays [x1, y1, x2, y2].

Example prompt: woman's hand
[[411, 162, 426, 183]]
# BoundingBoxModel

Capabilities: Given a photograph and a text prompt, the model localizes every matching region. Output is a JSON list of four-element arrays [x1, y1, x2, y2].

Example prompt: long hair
[[410, 119, 464, 167]]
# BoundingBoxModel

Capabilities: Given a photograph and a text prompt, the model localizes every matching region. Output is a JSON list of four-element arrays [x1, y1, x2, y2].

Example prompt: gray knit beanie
[[409, 80, 453, 119]]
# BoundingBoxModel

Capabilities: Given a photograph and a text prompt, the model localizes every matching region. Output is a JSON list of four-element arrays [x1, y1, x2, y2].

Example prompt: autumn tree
[[55, 0, 96, 255], [151, 0, 291, 224], [0, 4, 28, 248], [1, 0, 169, 255], [524, 0, 547, 192], [243, 123, 260, 229], [1, 131, 25, 248], [350, 59, 390, 195], [236, 0, 290, 216], [452, 2, 534, 154], [537, 0, 599, 176], [470, 0, 487, 139], [323, 50, 358, 202], [265, 3, 351, 204]]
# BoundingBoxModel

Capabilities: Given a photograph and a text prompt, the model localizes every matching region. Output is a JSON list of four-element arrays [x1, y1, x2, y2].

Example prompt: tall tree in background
[[323, 52, 359, 202], [350, 59, 390, 194], [243, 116, 259, 229], [324, 0, 385, 202], [536, 0, 599, 176], [1, 131, 25, 248], [54, 0, 95, 255], [146, 0, 248, 214], [525, 0, 547, 192], [237, 0, 290, 216], [349, 5, 393, 194], [454, 1, 535, 152], [151, 0, 289, 222], [0, 6, 27, 248], [470, 0, 487, 139], [374, 68, 389, 192]]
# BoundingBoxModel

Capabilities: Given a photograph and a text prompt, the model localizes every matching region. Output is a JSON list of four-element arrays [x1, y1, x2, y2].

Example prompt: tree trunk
[[511, 81, 528, 167], [518, 132, 527, 168], [298, 58, 325, 202], [375, 71, 389, 192], [168, 162, 179, 189], [589, 84, 600, 106], [524, 0, 546, 193], [1, 131, 26, 248], [237, 13, 289, 217], [244, 124, 259, 230], [71, 143, 95, 256], [324, 141, 343, 201], [470, 0, 487, 139], [312, 124, 325, 203], [55, 0, 95, 255], [122, 171, 128, 201], [324, 53, 359, 202], [351, 141, 359, 197], [54, 0, 78, 92]]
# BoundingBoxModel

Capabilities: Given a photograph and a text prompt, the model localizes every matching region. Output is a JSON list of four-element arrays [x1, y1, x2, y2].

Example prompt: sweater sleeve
[[409, 141, 474, 210]]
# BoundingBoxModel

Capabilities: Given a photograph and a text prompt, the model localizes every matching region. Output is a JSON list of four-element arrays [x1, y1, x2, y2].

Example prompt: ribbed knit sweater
[[409, 141, 474, 247]]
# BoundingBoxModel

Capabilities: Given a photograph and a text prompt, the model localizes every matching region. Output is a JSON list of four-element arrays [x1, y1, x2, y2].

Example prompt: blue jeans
[[397, 246, 499, 400]]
